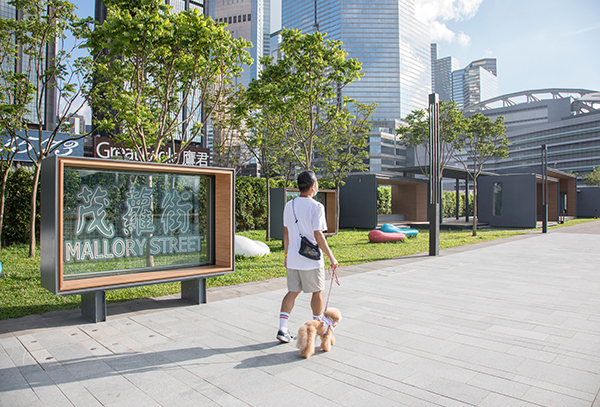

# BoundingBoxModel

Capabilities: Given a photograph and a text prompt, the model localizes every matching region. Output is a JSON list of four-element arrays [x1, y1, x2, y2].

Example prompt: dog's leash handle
[[324, 267, 340, 311]]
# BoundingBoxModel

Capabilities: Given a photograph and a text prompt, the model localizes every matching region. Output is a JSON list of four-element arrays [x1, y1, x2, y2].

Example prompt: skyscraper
[[432, 44, 498, 111], [209, 0, 270, 88], [452, 59, 498, 110], [282, 0, 431, 121], [431, 44, 460, 102]]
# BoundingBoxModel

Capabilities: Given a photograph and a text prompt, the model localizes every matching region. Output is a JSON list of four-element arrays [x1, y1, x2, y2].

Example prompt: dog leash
[[324, 267, 340, 311]]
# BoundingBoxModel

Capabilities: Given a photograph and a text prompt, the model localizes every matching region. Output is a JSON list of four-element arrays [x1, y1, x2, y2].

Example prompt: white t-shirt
[[283, 197, 327, 270]]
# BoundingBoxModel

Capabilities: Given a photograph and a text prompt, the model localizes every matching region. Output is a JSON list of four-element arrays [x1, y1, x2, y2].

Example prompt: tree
[[396, 100, 468, 180], [320, 101, 375, 230], [257, 28, 363, 171], [583, 166, 600, 186], [236, 76, 291, 241], [0, 0, 94, 257], [0, 132, 19, 249], [211, 125, 254, 173], [455, 113, 509, 236], [86, 0, 252, 163]]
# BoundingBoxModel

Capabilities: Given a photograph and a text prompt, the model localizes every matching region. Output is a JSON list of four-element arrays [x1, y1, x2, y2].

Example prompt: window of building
[[228, 16, 232, 24], [243, 14, 246, 22], [247, 13, 251, 21], [238, 15, 241, 23], [493, 182, 502, 216], [233, 16, 236, 23]]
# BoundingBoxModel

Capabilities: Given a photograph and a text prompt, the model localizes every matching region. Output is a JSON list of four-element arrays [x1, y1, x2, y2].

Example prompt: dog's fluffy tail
[[296, 323, 317, 358]]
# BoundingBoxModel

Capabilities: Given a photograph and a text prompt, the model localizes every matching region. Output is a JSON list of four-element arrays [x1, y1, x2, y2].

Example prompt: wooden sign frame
[[41, 156, 234, 296]]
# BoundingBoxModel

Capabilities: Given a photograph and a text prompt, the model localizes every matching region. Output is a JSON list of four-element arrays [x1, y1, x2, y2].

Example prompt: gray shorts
[[286, 267, 325, 293]]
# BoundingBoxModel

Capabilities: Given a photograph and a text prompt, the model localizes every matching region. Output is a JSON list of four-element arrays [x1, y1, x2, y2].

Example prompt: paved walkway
[[1, 221, 600, 406]]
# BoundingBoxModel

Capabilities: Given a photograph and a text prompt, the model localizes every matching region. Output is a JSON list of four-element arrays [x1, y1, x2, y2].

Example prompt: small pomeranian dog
[[296, 308, 342, 359]]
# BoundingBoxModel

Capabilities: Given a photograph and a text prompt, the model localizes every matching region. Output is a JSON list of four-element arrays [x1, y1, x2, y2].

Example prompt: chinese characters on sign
[[62, 169, 210, 277], [75, 185, 115, 238]]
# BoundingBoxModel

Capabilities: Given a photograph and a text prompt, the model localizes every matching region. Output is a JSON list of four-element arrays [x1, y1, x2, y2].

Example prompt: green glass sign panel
[[62, 167, 213, 280]]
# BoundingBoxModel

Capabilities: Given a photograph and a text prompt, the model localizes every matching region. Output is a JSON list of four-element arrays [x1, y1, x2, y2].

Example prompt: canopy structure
[[388, 165, 497, 180], [388, 165, 498, 222]]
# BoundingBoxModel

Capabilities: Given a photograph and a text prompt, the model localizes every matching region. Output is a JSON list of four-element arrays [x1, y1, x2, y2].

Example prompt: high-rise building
[[270, 30, 282, 60], [452, 58, 498, 110], [209, 0, 270, 88], [1, 0, 57, 130], [367, 120, 414, 174], [463, 89, 600, 184], [169, 0, 204, 13], [431, 44, 460, 102], [432, 44, 498, 111], [282, 0, 431, 121]]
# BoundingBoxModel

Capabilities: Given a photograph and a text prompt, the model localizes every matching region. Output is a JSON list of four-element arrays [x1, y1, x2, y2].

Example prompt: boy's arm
[[314, 230, 338, 271], [283, 226, 289, 268]]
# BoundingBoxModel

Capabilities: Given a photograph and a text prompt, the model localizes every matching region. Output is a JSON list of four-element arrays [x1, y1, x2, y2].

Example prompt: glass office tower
[[282, 0, 431, 121], [210, 0, 270, 88], [452, 58, 498, 110], [431, 44, 460, 103]]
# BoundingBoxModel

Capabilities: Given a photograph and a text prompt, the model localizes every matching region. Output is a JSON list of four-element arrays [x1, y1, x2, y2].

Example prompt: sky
[[415, 0, 600, 95], [72, 0, 600, 105]]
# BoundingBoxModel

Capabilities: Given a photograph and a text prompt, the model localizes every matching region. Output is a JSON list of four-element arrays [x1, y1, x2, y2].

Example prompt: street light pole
[[542, 144, 548, 233], [429, 93, 440, 256]]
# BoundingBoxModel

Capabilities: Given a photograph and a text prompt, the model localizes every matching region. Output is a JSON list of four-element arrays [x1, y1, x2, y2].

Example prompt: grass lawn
[[0, 218, 596, 320]]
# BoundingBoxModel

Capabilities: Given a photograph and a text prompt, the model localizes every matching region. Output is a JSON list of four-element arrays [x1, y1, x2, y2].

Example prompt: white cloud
[[428, 22, 472, 47], [456, 31, 471, 47], [415, 0, 482, 46], [429, 21, 457, 43]]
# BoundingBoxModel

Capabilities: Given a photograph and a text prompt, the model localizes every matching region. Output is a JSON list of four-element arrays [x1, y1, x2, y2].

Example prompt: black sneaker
[[276, 330, 293, 343]]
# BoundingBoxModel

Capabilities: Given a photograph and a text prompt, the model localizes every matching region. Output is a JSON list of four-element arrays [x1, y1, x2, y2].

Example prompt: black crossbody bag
[[292, 198, 321, 261]]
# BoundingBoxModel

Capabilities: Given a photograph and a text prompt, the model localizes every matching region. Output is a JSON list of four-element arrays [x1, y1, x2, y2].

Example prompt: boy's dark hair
[[297, 170, 318, 193]]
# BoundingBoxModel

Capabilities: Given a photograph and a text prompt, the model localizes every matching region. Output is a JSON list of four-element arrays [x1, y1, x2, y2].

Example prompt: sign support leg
[[182, 278, 207, 304], [81, 291, 106, 322]]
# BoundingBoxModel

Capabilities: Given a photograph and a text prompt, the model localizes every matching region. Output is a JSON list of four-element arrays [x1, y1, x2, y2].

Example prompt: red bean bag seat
[[368, 229, 406, 243]]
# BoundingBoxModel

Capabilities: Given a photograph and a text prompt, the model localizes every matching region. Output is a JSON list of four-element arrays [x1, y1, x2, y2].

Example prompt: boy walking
[[277, 171, 339, 343]]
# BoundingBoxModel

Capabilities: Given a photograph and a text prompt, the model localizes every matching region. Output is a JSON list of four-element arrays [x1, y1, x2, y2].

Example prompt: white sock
[[279, 312, 289, 332], [313, 314, 322, 320]]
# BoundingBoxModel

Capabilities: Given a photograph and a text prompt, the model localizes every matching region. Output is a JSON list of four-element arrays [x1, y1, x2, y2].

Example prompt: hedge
[[234, 176, 339, 232], [377, 185, 391, 215], [2, 166, 38, 247], [442, 190, 474, 218], [0, 170, 481, 244]]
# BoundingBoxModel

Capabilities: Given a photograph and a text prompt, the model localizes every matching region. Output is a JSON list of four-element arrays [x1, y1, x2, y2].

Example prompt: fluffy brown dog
[[296, 308, 342, 359]]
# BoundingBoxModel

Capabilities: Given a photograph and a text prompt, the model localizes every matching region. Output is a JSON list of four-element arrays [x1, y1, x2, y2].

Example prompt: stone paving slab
[[1, 221, 600, 406]]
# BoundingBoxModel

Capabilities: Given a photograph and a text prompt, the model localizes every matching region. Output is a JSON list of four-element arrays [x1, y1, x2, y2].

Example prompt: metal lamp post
[[541, 144, 548, 233], [429, 93, 440, 256]]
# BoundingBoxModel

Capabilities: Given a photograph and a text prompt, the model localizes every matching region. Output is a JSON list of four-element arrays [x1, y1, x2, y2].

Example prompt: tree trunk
[[265, 175, 271, 242], [0, 166, 10, 250], [29, 163, 42, 258], [472, 176, 478, 237], [335, 183, 341, 233], [146, 175, 155, 267]]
